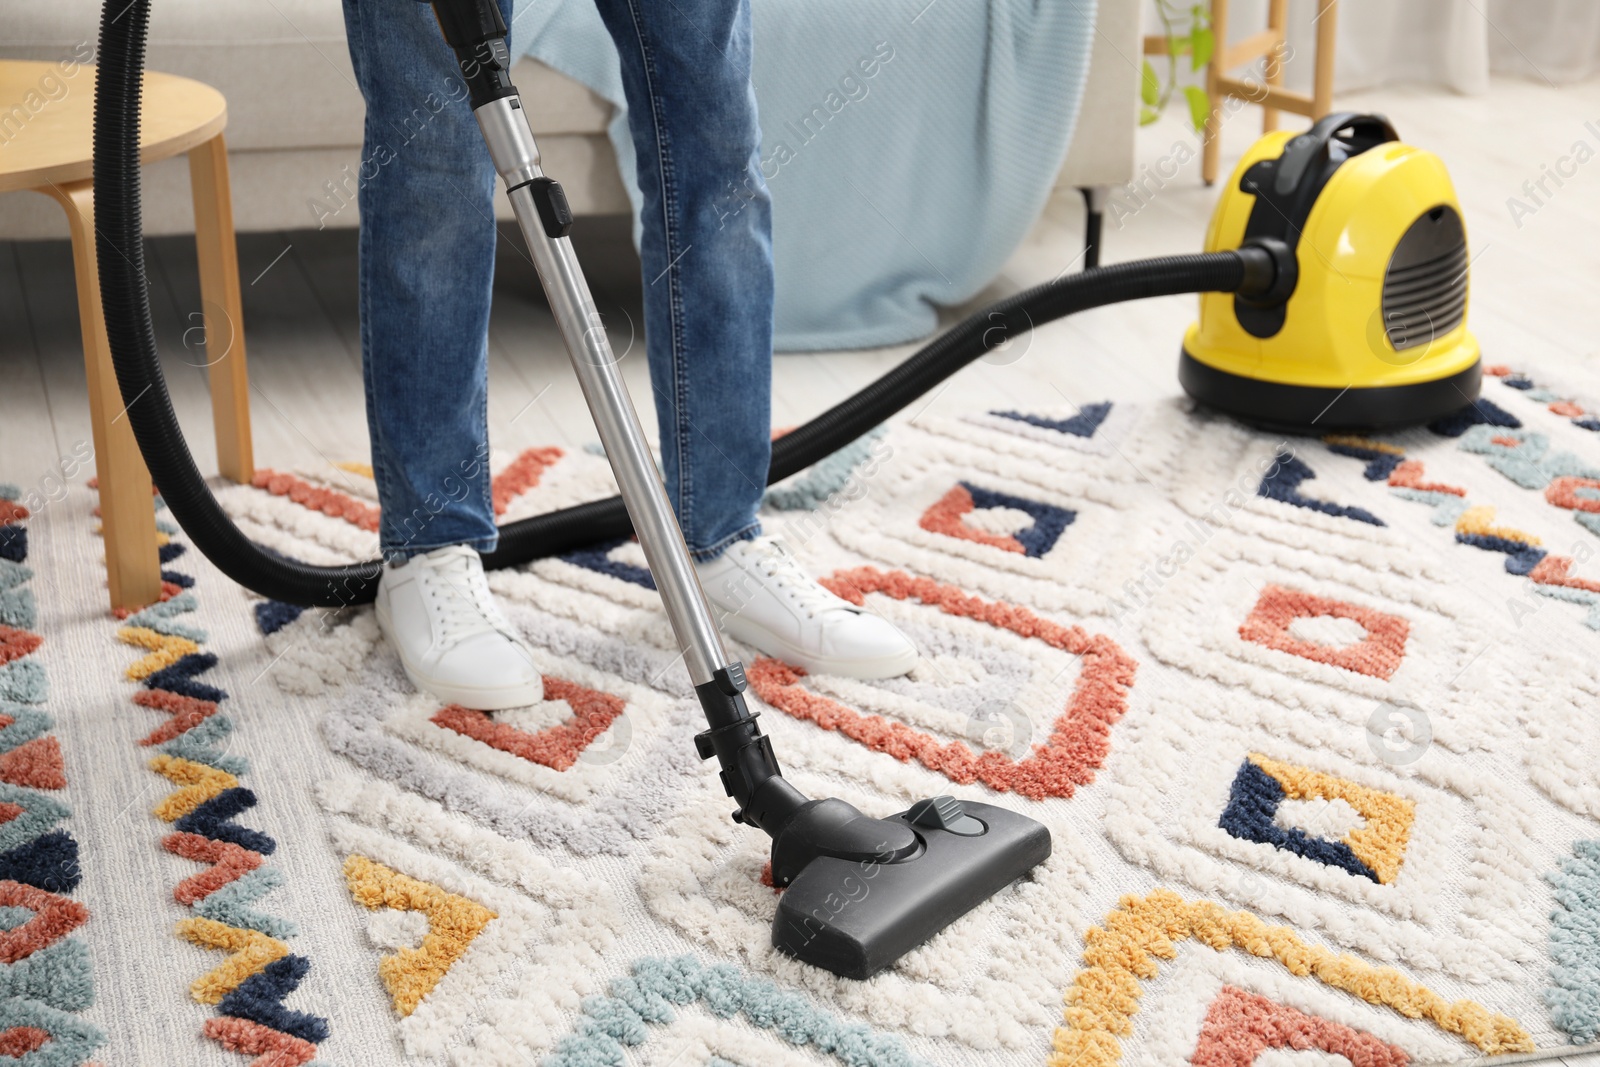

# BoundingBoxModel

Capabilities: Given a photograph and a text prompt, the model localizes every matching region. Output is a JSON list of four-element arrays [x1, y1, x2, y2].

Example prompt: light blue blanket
[[511, 0, 1097, 351]]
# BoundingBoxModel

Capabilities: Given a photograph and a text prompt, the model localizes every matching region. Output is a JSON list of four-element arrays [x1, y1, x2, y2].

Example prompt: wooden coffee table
[[0, 60, 254, 609]]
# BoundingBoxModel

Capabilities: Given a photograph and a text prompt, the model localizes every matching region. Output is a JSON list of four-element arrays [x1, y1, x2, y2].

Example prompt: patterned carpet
[[5, 362, 1600, 1066]]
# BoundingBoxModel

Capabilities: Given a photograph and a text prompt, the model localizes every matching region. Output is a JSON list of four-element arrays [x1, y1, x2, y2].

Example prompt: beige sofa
[[2, 1, 1139, 249]]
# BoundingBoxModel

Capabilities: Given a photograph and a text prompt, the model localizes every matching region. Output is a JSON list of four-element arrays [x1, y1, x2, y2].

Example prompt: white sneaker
[[374, 544, 543, 709], [695, 536, 918, 680]]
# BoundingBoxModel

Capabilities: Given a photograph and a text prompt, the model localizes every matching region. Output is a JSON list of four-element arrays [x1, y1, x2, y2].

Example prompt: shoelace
[[416, 550, 507, 642], [748, 542, 853, 621]]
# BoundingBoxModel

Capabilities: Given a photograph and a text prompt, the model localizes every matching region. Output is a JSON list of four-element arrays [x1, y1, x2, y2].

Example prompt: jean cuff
[[687, 521, 763, 564], [381, 533, 500, 564]]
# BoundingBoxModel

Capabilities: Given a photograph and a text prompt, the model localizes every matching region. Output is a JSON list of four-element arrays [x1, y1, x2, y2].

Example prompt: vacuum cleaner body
[[1182, 113, 1481, 431]]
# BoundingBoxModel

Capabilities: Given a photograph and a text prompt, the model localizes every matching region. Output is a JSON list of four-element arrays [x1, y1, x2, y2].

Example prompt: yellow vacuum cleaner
[[1181, 112, 1481, 431]]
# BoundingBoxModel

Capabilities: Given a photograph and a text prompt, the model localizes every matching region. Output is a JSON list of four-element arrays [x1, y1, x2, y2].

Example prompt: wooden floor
[[3, 74, 1600, 1065]]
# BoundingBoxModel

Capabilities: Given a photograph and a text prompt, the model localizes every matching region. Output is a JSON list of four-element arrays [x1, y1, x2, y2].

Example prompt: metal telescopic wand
[[427, 0, 812, 840]]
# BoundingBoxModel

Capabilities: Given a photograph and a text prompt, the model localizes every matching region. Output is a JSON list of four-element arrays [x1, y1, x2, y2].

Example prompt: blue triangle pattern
[[174, 787, 276, 856], [0, 526, 26, 565], [143, 653, 226, 704], [1218, 758, 1378, 882], [1429, 397, 1520, 438], [1325, 442, 1405, 481], [991, 401, 1112, 438], [561, 538, 656, 590], [0, 831, 81, 894], [961, 482, 1075, 558], [216, 955, 330, 1044], [1258, 451, 1384, 526], [254, 601, 306, 636]]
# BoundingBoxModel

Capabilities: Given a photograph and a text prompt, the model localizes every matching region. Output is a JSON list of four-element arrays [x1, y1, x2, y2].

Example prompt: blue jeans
[[342, 0, 773, 561]]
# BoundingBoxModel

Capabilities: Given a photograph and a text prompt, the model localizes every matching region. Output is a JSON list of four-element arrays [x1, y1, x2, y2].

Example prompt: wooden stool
[[0, 61, 254, 610], [1202, 0, 1340, 184]]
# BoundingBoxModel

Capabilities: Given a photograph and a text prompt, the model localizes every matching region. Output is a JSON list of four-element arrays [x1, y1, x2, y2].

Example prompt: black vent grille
[[1381, 206, 1468, 351]]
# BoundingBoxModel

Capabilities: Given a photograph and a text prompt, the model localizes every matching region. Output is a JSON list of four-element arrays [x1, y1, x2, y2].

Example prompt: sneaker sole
[[374, 600, 544, 710], [719, 614, 918, 681]]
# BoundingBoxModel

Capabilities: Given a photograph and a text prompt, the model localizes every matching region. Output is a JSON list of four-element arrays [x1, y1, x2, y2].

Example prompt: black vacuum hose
[[94, 0, 1264, 608]]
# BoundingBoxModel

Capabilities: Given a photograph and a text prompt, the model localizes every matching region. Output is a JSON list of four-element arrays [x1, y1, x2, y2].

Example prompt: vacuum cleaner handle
[[425, 0, 811, 839], [1268, 112, 1398, 197]]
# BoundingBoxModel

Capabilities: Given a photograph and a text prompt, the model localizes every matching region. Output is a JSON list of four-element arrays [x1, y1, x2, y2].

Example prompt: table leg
[[44, 180, 163, 611], [188, 133, 254, 485], [1311, 0, 1339, 118], [1202, 0, 1232, 185], [1262, 0, 1288, 133]]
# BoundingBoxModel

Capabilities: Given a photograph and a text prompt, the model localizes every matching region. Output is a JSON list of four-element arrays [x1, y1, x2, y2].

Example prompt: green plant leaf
[[1183, 85, 1211, 132], [1141, 59, 1161, 107], [1140, 105, 1161, 126], [1189, 26, 1214, 70]]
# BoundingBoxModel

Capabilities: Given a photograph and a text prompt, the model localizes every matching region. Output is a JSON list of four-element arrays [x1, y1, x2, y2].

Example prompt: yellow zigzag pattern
[[117, 626, 199, 680], [96, 498, 330, 1057], [149, 755, 238, 821], [343, 855, 496, 1017], [1455, 504, 1542, 545], [176, 917, 291, 1004], [1051, 889, 1534, 1065]]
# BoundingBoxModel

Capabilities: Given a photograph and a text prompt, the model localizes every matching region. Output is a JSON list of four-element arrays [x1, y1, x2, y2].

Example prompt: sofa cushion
[[2, 0, 613, 152]]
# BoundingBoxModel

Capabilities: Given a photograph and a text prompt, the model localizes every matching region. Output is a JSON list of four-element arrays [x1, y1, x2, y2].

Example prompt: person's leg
[[343, 0, 542, 709], [589, 0, 917, 679], [588, 0, 773, 562], [343, 0, 502, 561]]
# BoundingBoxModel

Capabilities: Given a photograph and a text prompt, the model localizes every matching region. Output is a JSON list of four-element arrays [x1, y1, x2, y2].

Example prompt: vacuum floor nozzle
[[771, 797, 1050, 980]]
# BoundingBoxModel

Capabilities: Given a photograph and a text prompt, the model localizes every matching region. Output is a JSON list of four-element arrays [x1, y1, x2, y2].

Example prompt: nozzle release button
[[715, 662, 747, 695], [906, 796, 986, 837]]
